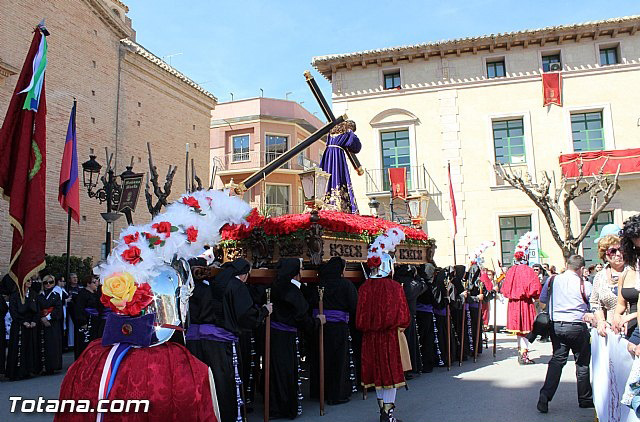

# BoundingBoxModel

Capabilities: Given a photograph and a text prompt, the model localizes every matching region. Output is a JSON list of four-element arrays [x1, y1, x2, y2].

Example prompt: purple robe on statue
[[320, 130, 361, 213]]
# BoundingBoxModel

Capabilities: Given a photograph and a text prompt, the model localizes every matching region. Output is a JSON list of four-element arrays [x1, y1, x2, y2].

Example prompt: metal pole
[[318, 287, 325, 416], [65, 210, 72, 283], [105, 168, 113, 256], [264, 288, 271, 422]]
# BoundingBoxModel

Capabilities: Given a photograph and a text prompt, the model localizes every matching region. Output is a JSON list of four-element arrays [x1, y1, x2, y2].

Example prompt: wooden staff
[[264, 288, 271, 422], [474, 283, 484, 363], [459, 281, 467, 366], [318, 287, 325, 416], [446, 304, 452, 371], [493, 293, 498, 357]]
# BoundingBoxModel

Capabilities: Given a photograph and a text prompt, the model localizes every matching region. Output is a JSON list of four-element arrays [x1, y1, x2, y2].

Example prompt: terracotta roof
[[120, 38, 217, 102], [112, 0, 129, 12], [312, 15, 640, 79]]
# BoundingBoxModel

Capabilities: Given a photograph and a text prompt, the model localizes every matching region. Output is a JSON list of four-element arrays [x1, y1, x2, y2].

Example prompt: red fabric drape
[[559, 148, 640, 177], [388, 167, 407, 199], [356, 277, 410, 388], [55, 341, 217, 422], [542, 72, 562, 106]]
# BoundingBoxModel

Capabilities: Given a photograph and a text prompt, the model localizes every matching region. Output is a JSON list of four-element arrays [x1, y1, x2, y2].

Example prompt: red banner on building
[[542, 73, 562, 106], [559, 148, 640, 178], [388, 167, 407, 199]]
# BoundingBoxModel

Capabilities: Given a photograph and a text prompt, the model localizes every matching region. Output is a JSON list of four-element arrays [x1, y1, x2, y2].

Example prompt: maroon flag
[[0, 25, 48, 298], [542, 73, 562, 106], [388, 167, 407, 199]]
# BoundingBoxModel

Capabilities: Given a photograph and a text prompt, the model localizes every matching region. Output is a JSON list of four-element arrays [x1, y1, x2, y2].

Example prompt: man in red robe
[[357, 252, 410, 422], [501, 251, 541, 364]]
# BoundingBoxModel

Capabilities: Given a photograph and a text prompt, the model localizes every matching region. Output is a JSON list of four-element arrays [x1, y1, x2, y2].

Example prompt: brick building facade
[[0, 0, 216, 268]]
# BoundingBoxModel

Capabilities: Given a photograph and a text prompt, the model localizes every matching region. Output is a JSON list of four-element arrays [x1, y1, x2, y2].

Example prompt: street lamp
[[368, 197, 380, 217], [82, 152, 137, 258], [406, 193, 430, 228], [299, 166, 330, 221]]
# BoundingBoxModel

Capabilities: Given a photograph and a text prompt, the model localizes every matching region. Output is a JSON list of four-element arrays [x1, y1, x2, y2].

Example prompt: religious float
[[194, 208, 435, 283]]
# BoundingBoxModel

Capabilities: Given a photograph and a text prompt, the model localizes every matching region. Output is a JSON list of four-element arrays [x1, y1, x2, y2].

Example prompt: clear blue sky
[[129, 0, 639, 119]]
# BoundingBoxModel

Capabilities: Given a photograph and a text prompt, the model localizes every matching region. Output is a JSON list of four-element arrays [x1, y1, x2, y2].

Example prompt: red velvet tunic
[[356, 277, 410, 389], [501, 264, 542, 334], [55, 340, 217, 422]]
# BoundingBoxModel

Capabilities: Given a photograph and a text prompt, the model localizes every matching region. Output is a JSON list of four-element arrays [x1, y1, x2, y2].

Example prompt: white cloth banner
[[591, 329, 640, 422]]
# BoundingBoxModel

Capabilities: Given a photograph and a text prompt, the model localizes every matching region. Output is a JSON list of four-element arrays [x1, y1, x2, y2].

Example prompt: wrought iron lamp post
[[81, 153, 136, 258]]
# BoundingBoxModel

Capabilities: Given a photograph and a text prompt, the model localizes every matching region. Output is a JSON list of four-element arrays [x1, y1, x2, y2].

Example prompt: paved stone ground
[[0, 333, 595, 422]]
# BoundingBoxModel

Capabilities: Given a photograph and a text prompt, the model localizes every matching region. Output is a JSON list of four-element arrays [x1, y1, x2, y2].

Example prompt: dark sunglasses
[[44, 280, 55, 285], [606, 247, 622, 256]]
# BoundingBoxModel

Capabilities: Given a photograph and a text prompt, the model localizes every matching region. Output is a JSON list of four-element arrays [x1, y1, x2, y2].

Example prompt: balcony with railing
[[365, 165, 437, 195], [217, 150, 318, 174]]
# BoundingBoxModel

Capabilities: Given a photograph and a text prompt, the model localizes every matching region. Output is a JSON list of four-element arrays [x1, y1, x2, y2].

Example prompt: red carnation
[[121, 246, 142, 265], [380, 243, 386, 249], [123, 232, 139, 245], [182, 196, 201, 209], [152, 221, 173, 237], [367, 256, 381, 268], [186, 226, 198, 243], [370, 247, 378, 253]]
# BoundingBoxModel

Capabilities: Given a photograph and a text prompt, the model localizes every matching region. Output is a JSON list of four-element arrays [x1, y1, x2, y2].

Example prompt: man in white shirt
[[537, 255, 594, 413]]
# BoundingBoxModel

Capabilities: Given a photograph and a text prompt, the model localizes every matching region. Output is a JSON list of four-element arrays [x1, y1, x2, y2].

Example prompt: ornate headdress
[[367, 228, 405, 278], [513, 231, 538, 264], [96, 189, 251, 347], [469, 240, 495, 268]]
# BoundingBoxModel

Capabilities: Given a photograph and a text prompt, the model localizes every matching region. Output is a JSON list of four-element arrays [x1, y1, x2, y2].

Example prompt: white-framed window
[[485, 56, 506, 79], [597, 42, 621, 66], [231, 134, 250, 162], [382, 67, 402, 90], [498, 214, 533, 265], [265, 134, 288, 168], [486, 111, 535, 187], [540, 49, 562, 72], [265, 184, 290, 217], [563, 104, 615, 153]]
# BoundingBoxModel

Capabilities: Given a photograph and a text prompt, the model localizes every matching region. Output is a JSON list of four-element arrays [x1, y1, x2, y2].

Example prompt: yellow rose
[[103, 272, 137, 310]]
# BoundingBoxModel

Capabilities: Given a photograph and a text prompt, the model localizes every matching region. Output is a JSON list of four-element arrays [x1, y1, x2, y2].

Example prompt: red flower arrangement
[[367, 256, 381, 268], [220, 208, 429, 242], [186, 226, 198, 243], [121, 246, 142, 265], [123, 232, 139, 245], [100, 281, 154, 316]]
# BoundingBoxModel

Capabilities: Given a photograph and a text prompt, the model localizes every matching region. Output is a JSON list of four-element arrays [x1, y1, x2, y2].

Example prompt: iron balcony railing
[[365, 164, 436, 194], [218, 151, 318, 172]]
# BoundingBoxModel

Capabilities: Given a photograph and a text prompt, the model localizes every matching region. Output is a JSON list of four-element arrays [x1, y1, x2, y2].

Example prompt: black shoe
[[579, 401, 594, 409], [537, 395, 549, 413]]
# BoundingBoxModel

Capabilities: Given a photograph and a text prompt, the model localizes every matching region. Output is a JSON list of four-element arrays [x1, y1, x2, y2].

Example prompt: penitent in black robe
[[187, 260, 267, 422], [6, 290, 38, 380], [307, 257, 358, 404], [416, 264, 439, 372], [431, 267, 459, 367], [73, 288, 101, 359], [395, 265, 427, 375], [270, 258, 319, 420], [36, 288, 63, 374]]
